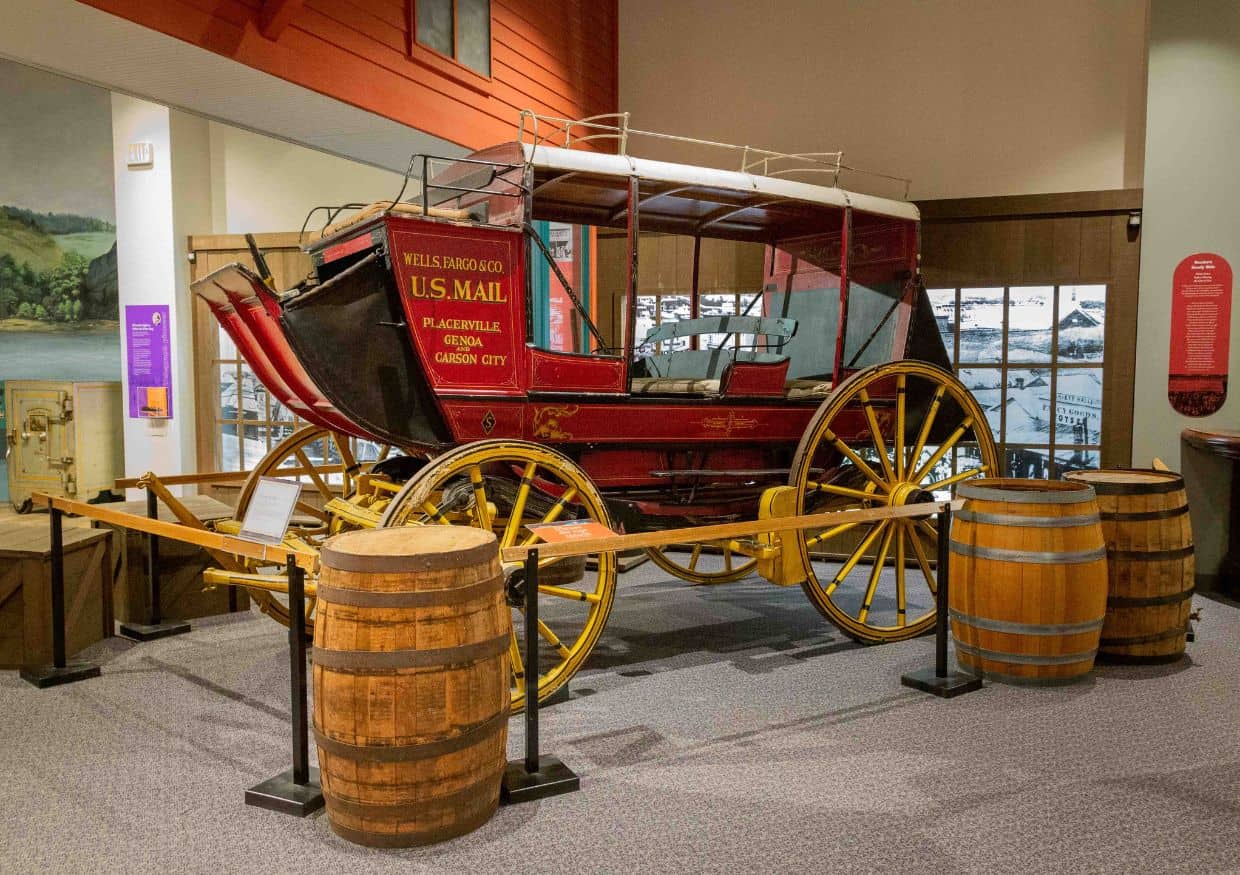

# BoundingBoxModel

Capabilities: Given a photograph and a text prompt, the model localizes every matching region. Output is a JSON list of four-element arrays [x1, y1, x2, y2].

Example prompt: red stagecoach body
[[193, 122, 950, 526], [190, 115, 1002, 665]]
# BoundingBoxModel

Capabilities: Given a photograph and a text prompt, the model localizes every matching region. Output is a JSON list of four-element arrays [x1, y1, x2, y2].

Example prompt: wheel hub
[[888, 482, 935, 507], [504, 566, 526, 608]]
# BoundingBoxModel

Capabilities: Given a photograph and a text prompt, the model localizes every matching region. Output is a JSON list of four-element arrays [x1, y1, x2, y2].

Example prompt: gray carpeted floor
[[2, 564, 1238, 874]]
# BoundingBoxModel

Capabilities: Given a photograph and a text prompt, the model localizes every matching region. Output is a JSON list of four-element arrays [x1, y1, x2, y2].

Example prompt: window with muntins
[[215, 328, 387, 483], [415, 0, 491, 77], [927, 284, 1106, 479]]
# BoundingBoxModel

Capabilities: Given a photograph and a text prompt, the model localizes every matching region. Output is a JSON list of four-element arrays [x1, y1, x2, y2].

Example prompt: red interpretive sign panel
[[1169, 253, 1232, 416]]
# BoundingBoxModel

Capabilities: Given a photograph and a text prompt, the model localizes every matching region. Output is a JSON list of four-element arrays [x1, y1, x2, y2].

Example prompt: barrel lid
[[958, 477, 1096, 504], [1063, 468, 1184, 494], [321, 526, 498, 573]]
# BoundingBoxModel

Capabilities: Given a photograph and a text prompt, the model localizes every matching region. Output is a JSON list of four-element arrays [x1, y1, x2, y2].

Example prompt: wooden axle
[[202, 568, 316, 597]]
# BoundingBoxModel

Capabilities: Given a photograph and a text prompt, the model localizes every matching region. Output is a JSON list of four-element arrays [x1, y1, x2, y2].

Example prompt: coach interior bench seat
[[627, 315, 830, 398], [628, 375, 833, 398]]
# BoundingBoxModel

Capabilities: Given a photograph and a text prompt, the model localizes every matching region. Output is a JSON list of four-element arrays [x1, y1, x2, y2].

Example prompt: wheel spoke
[[648, 541, 757, 584], [537, 554, 576, 572], [858, 389, 896, 483], [804, 519, 863, 549], [518, 486, 580, 547], [906, 384, 945, 475], [508, 624, 524, 683], [501, 462, 537, 549], [333, 433, 358, 494], [824, 429, 890, 491], [857, 523, 895, 623], [923, 464, 989, 491], [911, 417, 973, 482], [294, 449, 333, 501], [293, 500, 328, 522], [806, 480, 885, 504], [536, 619, 573, 659], [467, 465, 493, 530], [906, 521, 938, 595], [894, 374, 907, 480], [539, 584, 601, 604], [823, 521, 888, 596], [421, 499, 453, 525]]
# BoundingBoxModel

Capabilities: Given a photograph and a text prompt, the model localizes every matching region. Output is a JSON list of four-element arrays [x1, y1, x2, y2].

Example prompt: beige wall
[[620, 0, 1148, 200], [207, 123, 406, 235], [1133, 0, 1240, 583]]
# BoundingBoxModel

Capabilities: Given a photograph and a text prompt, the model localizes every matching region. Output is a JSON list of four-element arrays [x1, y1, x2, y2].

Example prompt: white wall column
[[111, 95, 210, 496], [1134, 0, 1240, 585]]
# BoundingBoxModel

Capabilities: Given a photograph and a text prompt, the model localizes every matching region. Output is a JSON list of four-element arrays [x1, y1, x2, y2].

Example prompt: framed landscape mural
[[0, 60, 119, 501]]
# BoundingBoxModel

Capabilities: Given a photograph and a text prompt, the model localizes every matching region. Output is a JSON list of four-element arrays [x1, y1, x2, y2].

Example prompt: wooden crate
[[0, 527, 113, 668], [95, 495, 250, 623]]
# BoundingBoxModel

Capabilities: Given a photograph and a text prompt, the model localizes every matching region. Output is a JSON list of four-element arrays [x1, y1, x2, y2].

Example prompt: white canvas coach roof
[[481, 142, 919, 242]]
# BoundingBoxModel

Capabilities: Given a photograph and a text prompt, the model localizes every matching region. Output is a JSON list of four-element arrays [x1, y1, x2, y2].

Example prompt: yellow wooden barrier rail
[[30, 492, 318, 571], [499, 498, 963, 563], [32, 491, 959, 574]]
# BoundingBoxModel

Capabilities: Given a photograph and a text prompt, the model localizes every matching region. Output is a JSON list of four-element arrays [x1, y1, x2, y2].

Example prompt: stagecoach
[[191, 113, 997, 708]]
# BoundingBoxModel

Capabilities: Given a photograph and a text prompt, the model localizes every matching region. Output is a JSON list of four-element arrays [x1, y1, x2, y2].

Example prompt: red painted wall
[[77, 0, 618, 150]]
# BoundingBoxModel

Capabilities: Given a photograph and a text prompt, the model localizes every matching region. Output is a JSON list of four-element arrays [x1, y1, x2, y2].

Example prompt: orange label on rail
[[527, 519, 618, 543]]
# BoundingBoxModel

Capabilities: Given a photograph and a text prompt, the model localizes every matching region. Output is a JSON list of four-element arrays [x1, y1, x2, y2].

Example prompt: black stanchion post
[[524, 548, 539, 774], [935, 505, 950, 678], [20, 506, 101, 688], [502, 547, 580, 804], [901, 504, 982, 698], [119, 489, 190, 641], [245, 554, 324, 816]]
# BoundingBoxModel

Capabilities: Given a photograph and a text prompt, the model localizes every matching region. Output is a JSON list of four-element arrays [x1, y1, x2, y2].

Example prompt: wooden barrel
[[1063, 468, 1194, 663], [950, 478, 1109, 683], [312, 526, 510, 847]]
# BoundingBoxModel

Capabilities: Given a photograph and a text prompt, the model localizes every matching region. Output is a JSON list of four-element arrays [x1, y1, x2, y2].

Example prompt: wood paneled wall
[[919, 189, 1143, 468], [79, 0, 618, 150], [594, 233, 765, 346]]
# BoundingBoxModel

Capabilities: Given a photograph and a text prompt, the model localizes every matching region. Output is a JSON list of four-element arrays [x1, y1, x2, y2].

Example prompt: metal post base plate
[[500, 756, 580, 805], [245, 767, 325, 817], [19, 661, 101, 689], [901, 667, 983, 698], [119, 621, 191, 642]]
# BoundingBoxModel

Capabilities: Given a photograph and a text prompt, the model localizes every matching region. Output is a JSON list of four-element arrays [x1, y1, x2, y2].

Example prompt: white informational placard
[[237, 477, 302, 545]]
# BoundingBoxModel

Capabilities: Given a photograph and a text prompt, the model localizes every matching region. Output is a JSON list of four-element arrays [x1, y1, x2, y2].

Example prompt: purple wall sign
[[124, 304, 173, 418]]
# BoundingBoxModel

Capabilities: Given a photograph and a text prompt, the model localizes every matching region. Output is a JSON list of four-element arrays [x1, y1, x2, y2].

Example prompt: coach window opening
[[525, 221, 606, 353], [624, 175, 639, 385]]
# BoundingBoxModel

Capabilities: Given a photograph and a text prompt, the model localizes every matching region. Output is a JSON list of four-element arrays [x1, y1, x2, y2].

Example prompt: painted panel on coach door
[[390, 222, 525, 394]]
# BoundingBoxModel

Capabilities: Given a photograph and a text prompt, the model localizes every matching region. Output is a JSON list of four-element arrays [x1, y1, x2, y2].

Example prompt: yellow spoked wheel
[[790, 361, 998, 643], [235, 426, 360, 540], [646, 541, 757, 584], [378, 440, 616, 712], [229, 425, 361, 636]]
